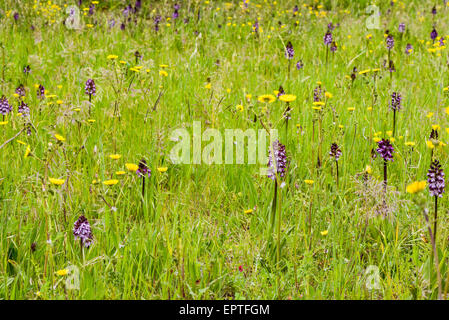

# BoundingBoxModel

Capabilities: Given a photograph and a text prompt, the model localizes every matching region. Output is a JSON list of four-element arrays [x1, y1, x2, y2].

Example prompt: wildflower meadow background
[[1, 0, 449, 300]]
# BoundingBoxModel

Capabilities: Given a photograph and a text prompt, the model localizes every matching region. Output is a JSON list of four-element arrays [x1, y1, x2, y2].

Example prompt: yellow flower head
[[103, 179, 119, 186], [279, 94, 297, 103], [365, 165, 373, 175], [258, 94, 276, 103], [49, 178, 65, 185], [320, 230, 328, 236], [157, 167, 168, 173], [24, 145, 31, 158], [304, 179, 314, 185], [109, 154, 122, 160], [159, 70, 168, 77], [56, 269, 68, 276], [406, 181, 427, 194], [55, 134, 65, 142], [236, 104, 244, 112], [125, 163, 139, 172], [244, 209, 253, 214]]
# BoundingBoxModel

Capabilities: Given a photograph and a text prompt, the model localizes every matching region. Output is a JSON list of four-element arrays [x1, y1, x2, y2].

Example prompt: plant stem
[[392, 109, 396, 137], [434, 196, 438, 241], [336, 160, 339, 188]]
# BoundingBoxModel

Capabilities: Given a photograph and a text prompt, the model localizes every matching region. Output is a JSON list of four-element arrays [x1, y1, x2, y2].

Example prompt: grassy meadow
[[1, 0, 449, 300]]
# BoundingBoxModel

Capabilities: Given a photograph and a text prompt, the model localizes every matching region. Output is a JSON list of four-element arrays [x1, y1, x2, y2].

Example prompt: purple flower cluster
[[253, 20, 259, 33], [330, 41, 337, 52], [427, 160, 445, 197], [137, 159, 151, 178], [389, 92, 402, 111], [37, 84, 45, 99], [285, 41, 294, 60], [23, 65, 31, 74], [267, 140, 287, 180], [329, 143, 342, 161], [431, 27, 438, 41], [398, 23, 405, 33], [73, 215, 94, 248], [405, 43, 413, 55], [0, 96, 12, 115], [15, 84, 25, 98], [386, 34, 394, 50], [85, 79, 96, 96], [313, 85, 323, 102], [154, 15, 162, 32], [277, 86, 285, 97], [18, 101, 29, 116], [376, 139, 394, 161], [173, 3, 180, 19], [296, 60, 303, 70], [324, 31, 332, 46]]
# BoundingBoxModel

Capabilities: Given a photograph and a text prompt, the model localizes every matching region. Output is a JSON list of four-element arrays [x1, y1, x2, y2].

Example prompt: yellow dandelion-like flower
[[405, 141, 415, 146], [24, 145, 31, 158], [56, 100, 63, 105], [347, 107, 355, 111], [49, 178, 65, 185], [157, 167, 168, 173], [125, 163, 139, 172], [54, 134, 65, 142], [432, 124, 441, 131], [320, 230, 328, 236], [245, 94, 252, 101], [324, 92, 333, 99], [406, 181, 427, 194], [107, 55, 118, 60], [109, 154, 122, 160], [313, 101, 325, 106], [312, 106, 322, 110], [427, 112, 434, 118], [159, 70, 168, 77], [236, 104, 244, 112], [56, 269, 68, 276], [279, 94, 297, 103], [0, 121, 8, 125], [426, 140, 435, 149], [87, 119, 96, 123], [258, 94, 276, 103], [205, 83, 212, 89], [103, 179, 119, 186], [244, 209, 253, 214], [304, 179, 314, 185], [365, 165, 373, 175], [116, 171, 126, 175]]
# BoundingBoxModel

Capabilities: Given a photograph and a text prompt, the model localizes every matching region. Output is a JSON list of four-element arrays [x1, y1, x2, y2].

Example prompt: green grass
[[1, 0, 449, 299]]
